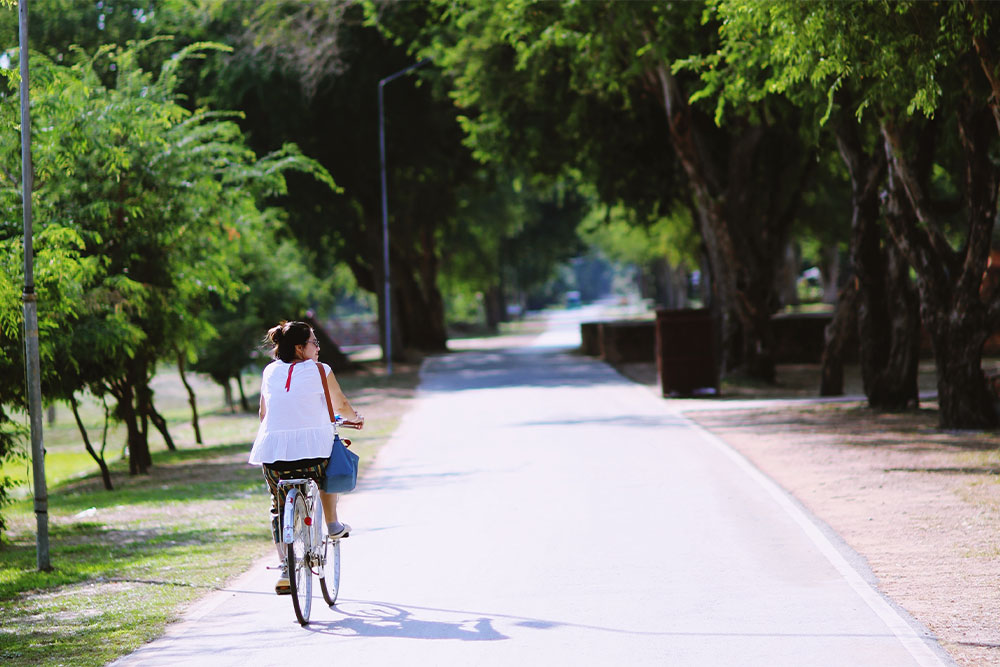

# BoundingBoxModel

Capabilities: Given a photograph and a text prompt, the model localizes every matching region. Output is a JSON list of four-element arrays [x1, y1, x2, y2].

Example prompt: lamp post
[[378, 58, 430, 376], [18, 0, 49, 571]]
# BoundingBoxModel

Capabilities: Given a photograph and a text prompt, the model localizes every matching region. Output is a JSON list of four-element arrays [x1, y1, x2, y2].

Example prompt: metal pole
[[378, 81, 392, 376], [377, 58, 430, 376], [18, 0, 49, 571]]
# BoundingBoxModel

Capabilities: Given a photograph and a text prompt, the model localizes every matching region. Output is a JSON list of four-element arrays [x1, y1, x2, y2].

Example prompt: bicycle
[[277, 477, 339, 625], [278, 417, 361, 626]]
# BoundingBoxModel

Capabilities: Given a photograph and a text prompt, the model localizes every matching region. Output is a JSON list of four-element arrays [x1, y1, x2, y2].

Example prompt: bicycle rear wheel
[[286, 492, 312, 625], [319, 537, 340, 606]]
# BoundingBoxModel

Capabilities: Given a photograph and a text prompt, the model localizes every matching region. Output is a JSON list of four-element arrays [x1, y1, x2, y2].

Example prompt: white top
[[249, 359, 336, 464]]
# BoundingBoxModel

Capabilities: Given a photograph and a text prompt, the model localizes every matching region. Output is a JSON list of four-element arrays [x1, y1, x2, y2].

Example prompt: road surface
[[114, 307, 952, 666]]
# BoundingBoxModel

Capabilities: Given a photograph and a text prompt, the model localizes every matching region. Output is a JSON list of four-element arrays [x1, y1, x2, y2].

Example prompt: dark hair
[[264, 321, 312, 362]]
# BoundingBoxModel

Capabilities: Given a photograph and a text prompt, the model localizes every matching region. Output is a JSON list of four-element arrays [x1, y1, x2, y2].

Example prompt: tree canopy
[[687, 0, 1000, 426], [0, 38, 335, 494]]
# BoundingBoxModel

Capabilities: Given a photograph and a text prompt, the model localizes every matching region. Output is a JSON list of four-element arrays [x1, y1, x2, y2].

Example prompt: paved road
[[115, 308, 953, 666]]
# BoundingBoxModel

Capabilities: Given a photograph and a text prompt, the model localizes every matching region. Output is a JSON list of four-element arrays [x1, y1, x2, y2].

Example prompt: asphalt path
[[114, 307, 954, 666]]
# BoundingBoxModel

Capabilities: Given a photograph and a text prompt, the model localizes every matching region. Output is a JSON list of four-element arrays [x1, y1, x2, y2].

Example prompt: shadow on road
[[422, 349, 626, 392], [304, 599, 903, 643], [512, 414, 690, 429], [307, 601, 508, 641]]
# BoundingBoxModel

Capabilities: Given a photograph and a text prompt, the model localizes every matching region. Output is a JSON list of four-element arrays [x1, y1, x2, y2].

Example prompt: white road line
[[684, 415, 954, 667]]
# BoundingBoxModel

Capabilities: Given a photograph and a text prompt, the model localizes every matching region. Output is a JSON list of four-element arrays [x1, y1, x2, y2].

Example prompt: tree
[[578, 203, 702, 309], [440, 171, 587, 330], [0, 41, 336, 476], [699, 0, 1000, 428], [191, 225, 325, 413], [196, 0, 484, 357], [0, 226, 105, 526], [420, 0, 815, 381]]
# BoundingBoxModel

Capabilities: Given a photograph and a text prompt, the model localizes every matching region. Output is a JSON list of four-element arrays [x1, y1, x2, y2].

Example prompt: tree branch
[[879, 119, 957, 266], [955, 100, 999, 302], [969, 0, 1000, 137]]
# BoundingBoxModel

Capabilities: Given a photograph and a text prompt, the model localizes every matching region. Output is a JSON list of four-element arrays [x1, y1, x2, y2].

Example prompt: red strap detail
[[284, 362, 298, 392]]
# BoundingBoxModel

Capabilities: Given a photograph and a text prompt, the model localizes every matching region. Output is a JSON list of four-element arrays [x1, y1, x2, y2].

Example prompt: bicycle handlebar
[[334, 415, 364, 430]]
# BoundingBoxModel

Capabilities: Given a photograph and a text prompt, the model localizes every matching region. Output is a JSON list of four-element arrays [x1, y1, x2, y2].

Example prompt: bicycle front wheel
[[287, 492, 312, 625]]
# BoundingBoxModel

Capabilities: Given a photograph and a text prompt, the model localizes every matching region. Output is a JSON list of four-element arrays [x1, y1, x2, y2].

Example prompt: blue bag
[[324, 435, 359, 493], [316, 363, 359, 493]]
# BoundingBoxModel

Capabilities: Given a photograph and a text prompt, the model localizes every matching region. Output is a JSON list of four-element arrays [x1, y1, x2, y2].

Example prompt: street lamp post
[[378, 58, 430, 376], [18, 0, 49, 571]]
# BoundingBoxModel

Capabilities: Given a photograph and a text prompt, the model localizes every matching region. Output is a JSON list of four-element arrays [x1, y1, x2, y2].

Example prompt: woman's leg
[[320, 491, 338, 524], [262, 465, 286, 561]]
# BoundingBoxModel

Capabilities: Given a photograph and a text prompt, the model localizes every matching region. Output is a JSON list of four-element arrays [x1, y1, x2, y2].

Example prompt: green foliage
[[0, 37, 335, 525], [685, 0, 990, 123], [578, 203, 700, 271], [0, 226, 100, 532], [438, 170, 587, 325], [417, 0, 691, 218]]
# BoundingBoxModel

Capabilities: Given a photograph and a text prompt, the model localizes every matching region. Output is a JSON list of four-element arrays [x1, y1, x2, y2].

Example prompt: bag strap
[[316, 362, 336, 423]]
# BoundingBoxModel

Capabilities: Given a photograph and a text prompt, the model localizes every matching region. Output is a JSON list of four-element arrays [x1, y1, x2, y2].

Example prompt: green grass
[[1, 366, 265, 493], [0, 358, 421, 667]]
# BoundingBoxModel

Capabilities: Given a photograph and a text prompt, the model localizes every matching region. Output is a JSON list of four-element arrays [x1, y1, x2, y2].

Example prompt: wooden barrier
[[600, 320, 656, 364]]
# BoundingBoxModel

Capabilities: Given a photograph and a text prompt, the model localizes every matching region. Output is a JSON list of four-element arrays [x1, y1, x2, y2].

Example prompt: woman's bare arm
[[327, 369, 362, 425]]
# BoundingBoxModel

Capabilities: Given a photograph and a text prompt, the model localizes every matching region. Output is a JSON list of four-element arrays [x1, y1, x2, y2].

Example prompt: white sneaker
[[328, 522, 351, 540], [274, 564, 290, 595]]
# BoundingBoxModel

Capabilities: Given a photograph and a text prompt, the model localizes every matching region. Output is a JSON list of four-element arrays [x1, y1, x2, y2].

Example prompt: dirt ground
[[616, 360, 1000, 666]]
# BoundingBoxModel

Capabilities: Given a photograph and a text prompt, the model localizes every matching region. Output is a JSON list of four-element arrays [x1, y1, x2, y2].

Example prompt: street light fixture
[[378, 58, 430, 376]]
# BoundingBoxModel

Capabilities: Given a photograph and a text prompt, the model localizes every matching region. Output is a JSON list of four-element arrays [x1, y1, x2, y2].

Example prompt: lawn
[[0, 357, 421, 667]]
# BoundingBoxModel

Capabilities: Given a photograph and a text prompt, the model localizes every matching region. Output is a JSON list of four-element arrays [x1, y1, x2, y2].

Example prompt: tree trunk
[[69, 397, 113, 491], [112, 376, 150, 475], [305, 315, 354, 372], [483, 285, 504, 332], [835, 114, 919, 410], [819, 244, 841, 305], [146, 402, 176, 452], [653, 64, 810, 383], [236, 373, 250, 413], [177, 352, 203, 445], [649, 257, 688, 309], [777, 242, 800, 308], [870, 177, 921, 409], [880, 106, 999, 429], [135, 374, 175, 451], [392, 252, 448, 353], [222, 381, 235, 413], [820, 277, 859, 396]]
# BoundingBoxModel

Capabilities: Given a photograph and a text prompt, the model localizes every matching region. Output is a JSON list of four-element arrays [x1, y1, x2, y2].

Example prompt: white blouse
[[248, 359, 336, 465]]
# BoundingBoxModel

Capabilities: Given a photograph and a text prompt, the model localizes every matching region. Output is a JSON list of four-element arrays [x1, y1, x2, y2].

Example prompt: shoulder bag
[[317, 363, 360, 493]]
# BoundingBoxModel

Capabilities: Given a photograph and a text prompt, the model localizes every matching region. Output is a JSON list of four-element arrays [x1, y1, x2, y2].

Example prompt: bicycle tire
[[287, 492, 312, 625], [319, 538, 340, 606]]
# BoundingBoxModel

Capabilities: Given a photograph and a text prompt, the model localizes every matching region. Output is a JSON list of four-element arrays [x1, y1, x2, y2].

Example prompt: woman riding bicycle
[[249, 320, 364, 594]]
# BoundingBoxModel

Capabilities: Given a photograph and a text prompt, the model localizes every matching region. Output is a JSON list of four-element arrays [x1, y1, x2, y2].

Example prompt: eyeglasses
[[307, 338, 320, 347]]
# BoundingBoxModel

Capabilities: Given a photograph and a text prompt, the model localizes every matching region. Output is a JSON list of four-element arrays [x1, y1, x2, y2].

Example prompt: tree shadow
[[421, 349, 629, 392], [885, 466, 1000, 476], [514, 414, 691, 429]]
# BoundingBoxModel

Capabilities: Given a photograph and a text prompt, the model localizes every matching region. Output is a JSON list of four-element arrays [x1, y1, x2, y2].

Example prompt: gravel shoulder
[[616, 360, 1000, 667]]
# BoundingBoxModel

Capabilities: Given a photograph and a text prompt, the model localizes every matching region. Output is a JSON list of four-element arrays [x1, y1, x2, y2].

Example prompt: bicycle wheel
[[320, 536, 341, 606], [286, 491, 313, 625]]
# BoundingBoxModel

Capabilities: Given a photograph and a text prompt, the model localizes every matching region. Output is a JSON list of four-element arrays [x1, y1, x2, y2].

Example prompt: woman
[[249, 320, 364, 595]]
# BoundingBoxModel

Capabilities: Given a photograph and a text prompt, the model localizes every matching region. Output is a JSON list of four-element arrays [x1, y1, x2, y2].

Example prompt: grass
[[0, 357, 421, 667]]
